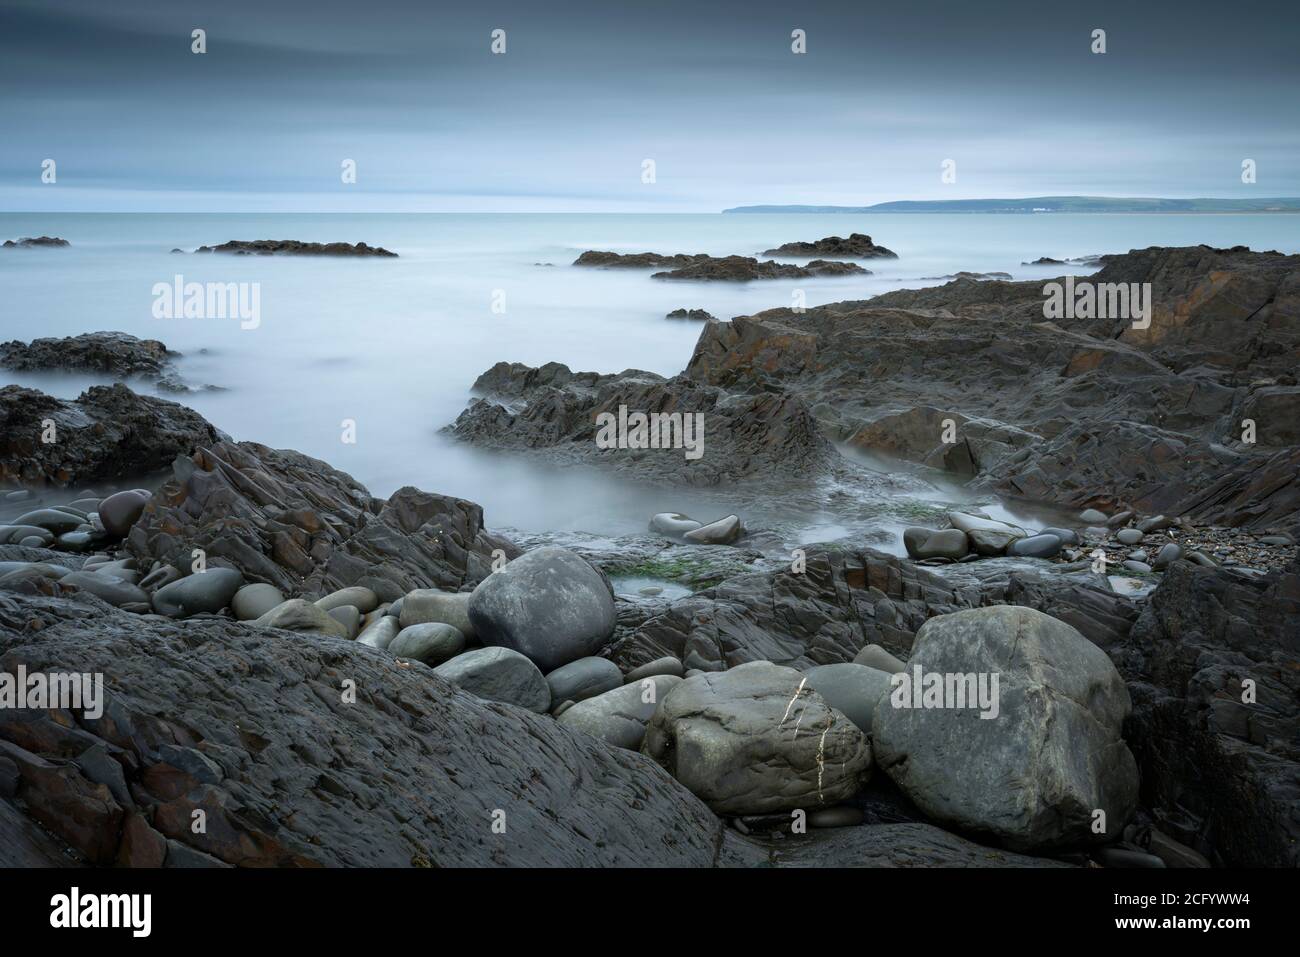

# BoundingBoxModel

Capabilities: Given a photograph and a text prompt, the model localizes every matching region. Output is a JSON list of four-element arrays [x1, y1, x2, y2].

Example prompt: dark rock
[[3, 236, 69, 248], [653, 255, 867, 281], [433, 647, 551, 713], [0, 332, 191, 391], [389, 622, 465, 665], [194, 239, 396, 257], [150, 567, 244, 618], [763, 233, 898, 259], [0, 589, 724, 866], [545, 656, 623, 706], [573, 250, 707, 268], [556, 675, 682, 749], [666, 308, 716, 321]]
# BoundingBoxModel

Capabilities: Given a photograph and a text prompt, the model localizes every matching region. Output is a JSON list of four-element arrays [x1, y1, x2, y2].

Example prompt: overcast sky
[[2, 0, 1297, 211]]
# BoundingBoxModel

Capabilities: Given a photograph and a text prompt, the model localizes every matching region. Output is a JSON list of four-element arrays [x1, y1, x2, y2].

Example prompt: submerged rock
[[652, 255, 867, 281], [194, 239, 397, 257], [763, 233, 898, 259]]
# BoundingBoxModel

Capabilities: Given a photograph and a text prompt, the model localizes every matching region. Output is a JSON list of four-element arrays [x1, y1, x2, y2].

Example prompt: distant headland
[[722, 196, 1300, 214]]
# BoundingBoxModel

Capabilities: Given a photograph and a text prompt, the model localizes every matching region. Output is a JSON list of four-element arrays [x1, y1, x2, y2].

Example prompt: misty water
[[3, 212, 1298, 559]]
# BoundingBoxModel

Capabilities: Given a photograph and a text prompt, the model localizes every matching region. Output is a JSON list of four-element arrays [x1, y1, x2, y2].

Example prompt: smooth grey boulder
[[12, 508, 84, 534], [151, 567, 244, 618], [56, 570, 149, 607], [872, 606, 1138, 852], [1137, 515, 1174, 533], [399, 588, 474, 637], [903, 527, 969, 561], [1122, 560, 1153, 574], [97, 490, 148, 539], [356, 614, 400, 650], [1008, 534, 1063, 559], [802, 663, 894, 734], [1038, 526, 1080, 546], [434, 647, 551, 713], [641, 661, 872, 815], [558, 675, 682, 749], [1151, 542, 1183, 570], [947, 512, 1026, 556], [468, 547, 616, 673], [1078, 509, 1108, 524], [623, 656, 685, 684], [315, 586, 379, 615], [327, 604, 361, 639], [390, 622, 465, 665], [852, 644, 906, 673], [231, 583, 285, 621], [649, 512, 703, 539], [682, 514, 745, 545], [1116, 528, 1144, 546], [254, 598, 350, 639], [545, 656, 623, 707]]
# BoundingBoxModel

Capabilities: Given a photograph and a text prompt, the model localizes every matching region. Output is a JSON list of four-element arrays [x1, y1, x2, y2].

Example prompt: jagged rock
[[194, 239, 397, 257], [3, 236, 69, 248], [573, 250, 707, 268], [666, 309, 716, 321], [125, 440, 517, 602], [652, 255, 867, 281], [446, 361, 837, 487], [0, 590, 724, 866], [1109, 557, 1300, 866], [0, 333, 189, 392], [763, 233, 898, 259], [0, 383, 224, 489], [642, 661, 872, 815]]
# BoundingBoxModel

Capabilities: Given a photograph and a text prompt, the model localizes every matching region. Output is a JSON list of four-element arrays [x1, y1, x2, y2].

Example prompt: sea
[[3, 212, 1297, 555]]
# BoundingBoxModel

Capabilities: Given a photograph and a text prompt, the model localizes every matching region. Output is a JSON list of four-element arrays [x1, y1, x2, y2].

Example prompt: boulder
[[398, 588, 474, 637], [468, 547, 616, 672], [433, 647, 551, 713], [648, 512, 703, 539], [903, 527, 969, 561], [641, 661, 872, 815], [254, 599, 350, 639], [389, 623, 465, 665], [150, 567, 244, 618], [315, 586, 379, 615], [802, 663, 894, 733], [873, 606, 1138, 852], [682, 515, 745, 545], [1008, 534, 1063, 559], [231, 583, 285, 621], [557, 676, 682, 750], [852, 644, 906, 673], [96, 490, 149, 539], [545, 657, 623, 707], [355, 615, 400, 650], [947, 512, 1027, 556]]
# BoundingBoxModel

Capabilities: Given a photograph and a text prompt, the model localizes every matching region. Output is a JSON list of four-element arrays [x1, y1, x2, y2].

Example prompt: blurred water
[[2, 212, 1297, 544]]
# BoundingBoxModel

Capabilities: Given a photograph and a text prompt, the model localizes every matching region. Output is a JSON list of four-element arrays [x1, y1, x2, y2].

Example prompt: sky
[[1, 0, 1298, 212]]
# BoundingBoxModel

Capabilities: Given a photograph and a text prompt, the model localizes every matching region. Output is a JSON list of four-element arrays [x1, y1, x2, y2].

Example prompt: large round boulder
[[467, 547, 616, 673], [151, 567, 244, 618], [802, 663, 894, 734], [557, 675, 682, 750], [872, 606, 1138, 852], [641, 661, 872, 815]]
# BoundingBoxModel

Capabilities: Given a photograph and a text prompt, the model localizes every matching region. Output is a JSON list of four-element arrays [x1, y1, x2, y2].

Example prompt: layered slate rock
[[762, 233, 898, 259], [193, 239, 397, 257], [606, 545, 1135, 672], [1110, 556, 1300, 866], [445, 361, 837, 487], [682, 245, 1300, 532], [872, 607, 1139, 852], [0, 383, 224, 489], [0, 590, 724, 867], [642, 662, 872, 814], [125, 440, 517, 601]]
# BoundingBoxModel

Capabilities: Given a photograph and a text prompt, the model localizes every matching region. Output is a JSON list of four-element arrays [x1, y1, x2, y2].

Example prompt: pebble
[[1122, 560, 1152, 573], [1116, 528, 1144, 546], [1107, 511, 1134, 527], [1078, 509, 1108, 524], [1137, 514, 1173, 533], [1151, 543, 1183, 569]]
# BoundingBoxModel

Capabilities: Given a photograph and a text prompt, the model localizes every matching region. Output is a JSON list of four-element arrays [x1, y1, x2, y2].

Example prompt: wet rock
[[96, 490, 148, 539], [763, 233, 897, 259], [0, 333, 192, 392], [315, 586, 380, 615], [55, 571, 149, 608], [433, 647, 551, 713], [327, 605, 361, 639], [653, 255, 867, 281], [545, 657, 623, 707], [873, 606, 1138, 852], [947, 512, 1026, 556], [574, 250, 706, 268], [389, 622, 465, 665], [666, 309, 716, 321], [903, 527, 969, 561], [557, 675, 682, 749], [642, 661, 872, 815], [1116, 528, 1144, 546], [150, 567, 244, 618], [623, 656, 685, 683], [355, 614, 400, 650], [3, 236, 69, 248], [682, 514, 745, 545], [468, 547, 616, 672], [648, 512, 703, 539], [1008, 534, 1063, 559]]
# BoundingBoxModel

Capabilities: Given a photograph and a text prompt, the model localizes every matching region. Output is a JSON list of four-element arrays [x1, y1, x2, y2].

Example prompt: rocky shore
[[1, 241, 1297, 869]]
